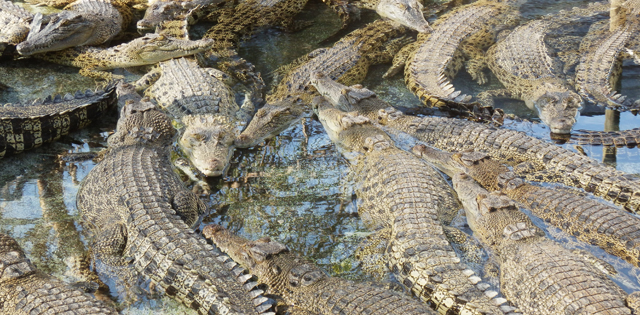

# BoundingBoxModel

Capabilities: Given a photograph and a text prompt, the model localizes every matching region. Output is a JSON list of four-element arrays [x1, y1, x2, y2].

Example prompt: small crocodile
[[0, 84, 116, 159], [135, 57, 254, 176], [0, 233, 118, 315], [16, 0, 128, 55], [571, 128, 640, 147], [76, 99, 274, 315], [412, 145, 640, 268], [451, 173, 639, 314], [33, 33, 215, 80], [203, 225, 439, 315], [309, 74, 640, 213], [0, 0, 37, 52], [313, 98, 506, 314], [386, 0, 524, 109], [234, 14, 426, 147], [481, 19, 582, 134]]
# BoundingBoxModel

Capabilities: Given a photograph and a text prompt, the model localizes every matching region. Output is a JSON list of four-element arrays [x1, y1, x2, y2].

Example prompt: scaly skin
[[313, 99, 505, 315], [309, 75, 640, 212], [0, 84, 116, 158], [203, 225, 438, 315], [34, 33, 215, 80], [571, 128, 640, 147], [77, 99, 273, 315], [137, 0, 230, 34], [235, 19, 411, 148], [0, 0, 35, 49], [397, 0, 524, 109], [0, 233, 118, 315], [412, 145, 640, 269], [16, 0, 125, 55], [482, 19, 582, 134], [452, 173, 637, 315], [135, 57, 253, 176]]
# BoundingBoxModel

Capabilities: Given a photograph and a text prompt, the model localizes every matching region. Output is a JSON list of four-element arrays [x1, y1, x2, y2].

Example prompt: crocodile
[[76, 98, 274, 315], [571, 128, 640, 147], [136, 0, 229, 34], [16, 0, 128, 56], [385, 0, 525, 110], [451, 173, 638, 314], [312, 98, 507, 315], [0, 0, 38, 52], [0, 233, 118, 315], [203, 225, 439, 315], [33, 33, 215, 80], [480, 19, 582, 134], [412, 145, 640, 268], [309, 74, 640, 213], [135, 57, 254, 176], [234, 17, 425, 147], [0, 84, 116, 159]]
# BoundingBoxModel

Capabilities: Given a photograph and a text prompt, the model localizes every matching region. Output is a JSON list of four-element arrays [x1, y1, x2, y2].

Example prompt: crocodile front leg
[[135, 67, 163, 92], [368, 36, 414, 65], [460, 31, 493, 85], [354, 227, 391, 280], [476, 88, 513, 107], [80, 67, 125, 81], [383, 40, 419, 78]]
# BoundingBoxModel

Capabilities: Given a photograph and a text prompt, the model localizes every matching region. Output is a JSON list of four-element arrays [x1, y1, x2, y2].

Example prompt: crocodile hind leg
[[476, 88, 513, 107], [92, 222, 131, 266], [321, 0, 358, 29], [368, 36, 415, 65], [134, 67, 163, 92], [171, 190, 207, 228], [383, 41, 420, 78], [460, 29, 496, 85], [443, 226, 485, 266], [354, 227, 392, 280]]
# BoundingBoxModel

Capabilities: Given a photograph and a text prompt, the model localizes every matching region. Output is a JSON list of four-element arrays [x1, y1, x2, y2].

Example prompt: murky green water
[[1, 0, 640, 313]]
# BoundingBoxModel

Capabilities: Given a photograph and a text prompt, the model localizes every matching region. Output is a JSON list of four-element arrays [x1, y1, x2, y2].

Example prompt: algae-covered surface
[[1, 0, 640, 313]]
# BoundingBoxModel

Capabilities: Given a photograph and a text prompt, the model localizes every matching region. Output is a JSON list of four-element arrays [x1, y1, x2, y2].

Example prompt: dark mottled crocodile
[[312, 98, 507, 314], [386, 0, 524, 109], [136, 0, 229, 34], [234, 17, 422, 147], [16, 0, 127, 55], [451, 173, 638, 314], [0, 233, 118, 315], [135, 57, 254, 176], [76, 99, 274, 315], [413, 145, 640, 268], [34, 33, 215, 80], [203, 225, 439, 315], [309, 74, 640, 213], [0, 0, 37, 52], [571, 128, 640, 147], [481, 19, 582, 134], [0, 84, 116, 159]]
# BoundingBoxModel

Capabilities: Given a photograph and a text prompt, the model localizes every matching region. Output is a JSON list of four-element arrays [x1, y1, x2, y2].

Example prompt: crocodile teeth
[[477, 283, 490, 291], [255, 303, 272, 313], [253, 296, 269, 306], [485, 290, 498, 298], [468, 276, 481, 284], [53, 94, 62, 103], [63, 93, 74, 101], [249, 289, 264, 298], [243, 281, 258, 290], [494, 297, 508, 305], [238, 274, 253, 283]]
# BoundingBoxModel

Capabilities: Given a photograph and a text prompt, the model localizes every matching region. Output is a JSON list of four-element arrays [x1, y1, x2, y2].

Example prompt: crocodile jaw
[[179, 118, 235, 177], [310, 72, 376, 112], [530, 89, 581, 135], [17, 12, 96, 55], [376, 0, 431, 33], [235, 99, 303, 148]]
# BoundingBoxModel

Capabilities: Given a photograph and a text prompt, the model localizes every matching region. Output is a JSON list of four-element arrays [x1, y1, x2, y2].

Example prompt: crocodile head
[[108, 98, 176, 147], [313, 96, 393, 158], [0, 233, 37, 282], [17, 12, 99, 55], [123, 33, 215, 64], [203, 225, 327, 298], [310, 72, 376, 112], [137, 1, 196, 34], [179, 115, 236, 177], [452, 173, 542, 249], [376, 0, 431, 33], [234, 97, 306, 148], [530, 85, 582, 134]]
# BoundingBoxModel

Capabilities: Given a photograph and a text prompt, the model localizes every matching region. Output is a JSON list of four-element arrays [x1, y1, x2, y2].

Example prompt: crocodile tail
[[571, 128, 640, 147]]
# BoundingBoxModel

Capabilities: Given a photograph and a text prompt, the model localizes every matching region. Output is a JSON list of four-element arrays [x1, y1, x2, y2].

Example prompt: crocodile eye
[[190, 133, 205, 142]]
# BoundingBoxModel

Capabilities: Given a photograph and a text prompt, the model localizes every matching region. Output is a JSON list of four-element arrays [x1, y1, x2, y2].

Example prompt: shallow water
[[1, 0, 640, 313]]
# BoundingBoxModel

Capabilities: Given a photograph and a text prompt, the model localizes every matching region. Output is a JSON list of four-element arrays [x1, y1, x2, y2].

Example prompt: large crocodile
[[33, 33, 215, 80], [16, 0, 128, 55], [309, 74, 640, 213], [0, 84, 116, 158], [412, 145, 640, 268], [312, 98, 506, 314], [0, 233, 118, 315], [480, 19, 582, 134], [76, 99, 273, 314], [451, 173, 639, 314], [135, 57, 254, 176], [234, 9, 430, 147], [571, 128, 640, 147], [203, 225, 439, 315], [386, 0, 525, 109]]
